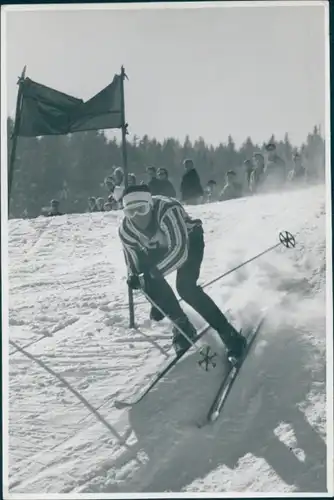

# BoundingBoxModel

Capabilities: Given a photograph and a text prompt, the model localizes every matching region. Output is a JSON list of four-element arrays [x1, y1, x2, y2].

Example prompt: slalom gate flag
[[18, 75, 123, 137]]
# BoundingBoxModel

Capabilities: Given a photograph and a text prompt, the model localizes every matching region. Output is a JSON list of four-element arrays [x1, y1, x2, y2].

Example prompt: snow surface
[[6, 184, 329, 495]]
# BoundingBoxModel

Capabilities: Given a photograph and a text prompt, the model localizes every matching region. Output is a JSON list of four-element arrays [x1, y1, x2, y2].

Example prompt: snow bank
[[6, 184, 328, 494]]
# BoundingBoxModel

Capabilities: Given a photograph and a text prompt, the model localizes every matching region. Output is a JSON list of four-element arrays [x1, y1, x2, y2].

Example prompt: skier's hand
[[127, 274, 141, 290], [127, 266, 163, 291]]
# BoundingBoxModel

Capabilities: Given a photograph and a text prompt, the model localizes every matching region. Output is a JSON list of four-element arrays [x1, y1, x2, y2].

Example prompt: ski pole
[[138, 274, 217, 369], [201, 230, 296, 290], [130, 231, 296, 307]]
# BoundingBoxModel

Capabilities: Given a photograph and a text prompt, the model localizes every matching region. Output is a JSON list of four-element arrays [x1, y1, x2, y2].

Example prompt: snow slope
[[6, 184, 329, 495]]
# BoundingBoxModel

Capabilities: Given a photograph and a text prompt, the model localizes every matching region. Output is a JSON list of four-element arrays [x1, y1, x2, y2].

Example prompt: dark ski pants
[[144, 227, 231, 336]]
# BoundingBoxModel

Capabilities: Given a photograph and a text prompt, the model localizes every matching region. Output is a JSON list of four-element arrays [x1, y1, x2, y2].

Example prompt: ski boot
[[150, 305, 165, 322], [218, 323, 247, 365], [227, 327, 247, 365], [172, 316, 197, 356]]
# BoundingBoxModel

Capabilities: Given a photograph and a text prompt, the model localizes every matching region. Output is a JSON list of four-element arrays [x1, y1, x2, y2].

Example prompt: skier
[[119, 184, 247, 358]]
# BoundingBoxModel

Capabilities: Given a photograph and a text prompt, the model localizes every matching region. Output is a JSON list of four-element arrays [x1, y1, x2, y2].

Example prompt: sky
[[3, 2, 328, 148]]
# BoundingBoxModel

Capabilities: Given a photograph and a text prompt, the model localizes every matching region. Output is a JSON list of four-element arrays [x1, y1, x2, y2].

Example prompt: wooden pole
[[120, 65, 135, 328], [8, 66, 26, 212]]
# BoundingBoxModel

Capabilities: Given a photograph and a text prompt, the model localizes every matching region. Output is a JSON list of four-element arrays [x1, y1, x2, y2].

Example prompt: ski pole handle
[[138, 273, 147, 290]]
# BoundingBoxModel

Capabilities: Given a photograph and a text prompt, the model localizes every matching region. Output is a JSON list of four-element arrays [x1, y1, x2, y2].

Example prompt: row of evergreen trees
[[7, 117, 325, 219]]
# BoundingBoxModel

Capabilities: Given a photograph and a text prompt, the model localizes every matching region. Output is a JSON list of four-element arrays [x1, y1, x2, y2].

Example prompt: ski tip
[[210, 410, 219, 422]]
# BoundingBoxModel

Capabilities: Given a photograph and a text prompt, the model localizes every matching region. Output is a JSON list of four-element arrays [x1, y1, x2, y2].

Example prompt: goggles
[[123, 202, 151, 218]]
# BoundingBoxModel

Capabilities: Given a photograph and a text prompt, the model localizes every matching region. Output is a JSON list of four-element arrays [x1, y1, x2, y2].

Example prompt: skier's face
[[132, 209, 152, 229], [125, 202, 153, 229]]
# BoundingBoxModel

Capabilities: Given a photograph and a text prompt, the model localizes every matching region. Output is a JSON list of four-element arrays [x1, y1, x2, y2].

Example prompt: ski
[[201, 313, 267, 427], [114, 325, 211, 409]]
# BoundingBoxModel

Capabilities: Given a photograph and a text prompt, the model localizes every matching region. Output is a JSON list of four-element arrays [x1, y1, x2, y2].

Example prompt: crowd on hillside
[[43, 140, 311, 217]]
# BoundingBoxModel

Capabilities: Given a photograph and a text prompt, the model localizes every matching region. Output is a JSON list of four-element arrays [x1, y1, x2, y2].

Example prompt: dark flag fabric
[[70, 75, 123, 132], [18, 75, 123, 137], [18, 78, 82, 136]]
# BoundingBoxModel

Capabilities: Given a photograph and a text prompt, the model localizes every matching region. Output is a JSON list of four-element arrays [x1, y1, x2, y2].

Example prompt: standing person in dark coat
[[180, 159, 204, 205], [157, 168, 177, 198], [146, 166, 162, 195]]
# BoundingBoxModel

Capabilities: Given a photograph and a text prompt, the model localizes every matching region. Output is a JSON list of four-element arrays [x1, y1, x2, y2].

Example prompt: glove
[[127, 274, 141, 290], [127, 266, 163, 291]]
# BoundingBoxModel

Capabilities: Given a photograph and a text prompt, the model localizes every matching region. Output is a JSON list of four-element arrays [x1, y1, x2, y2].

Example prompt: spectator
[[107, 193, 119, 210], [204, 180, 219, 203], [104, 201, 113, 211], [288, 152, 307, 185], [127, 173, 137, 186], [243, 159, 254, 193], [96, 197, 105, 211], [263, 142, 286, 191], [146, 166, 162, 195], [250, 153, 266, 194], [180, 159, 204, 205], [87, 196, 98, 212], [46, 199, 63, 217], [112, 167, 125, 208], [220, 171, 242, 201], [157, 167, 177, 198], [105, 175, 115, 194]]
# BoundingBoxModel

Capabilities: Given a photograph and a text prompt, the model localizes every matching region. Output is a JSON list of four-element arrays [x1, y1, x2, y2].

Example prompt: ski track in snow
[[7, 185, 328, 494]]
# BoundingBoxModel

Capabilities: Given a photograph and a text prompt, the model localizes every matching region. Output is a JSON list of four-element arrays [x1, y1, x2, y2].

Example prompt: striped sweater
[[119, 195, 202, 276]]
